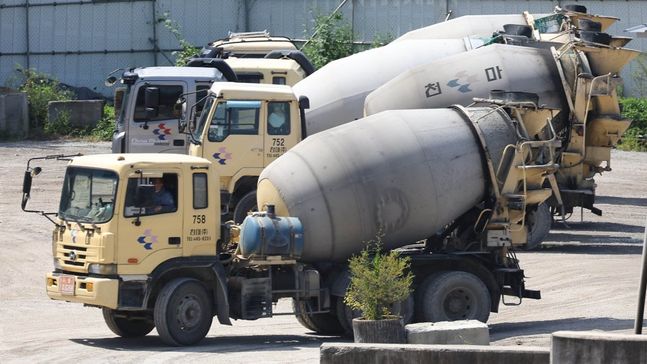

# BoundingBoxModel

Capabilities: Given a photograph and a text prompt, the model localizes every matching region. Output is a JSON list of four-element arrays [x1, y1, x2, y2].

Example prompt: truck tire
[[525, 203, 552, 250], [416, 271, 491, 323], [154, 278, 213, 346], [233, 190, 257, 223], [292, 299, 345, 335], [102, 308, 155, 338]]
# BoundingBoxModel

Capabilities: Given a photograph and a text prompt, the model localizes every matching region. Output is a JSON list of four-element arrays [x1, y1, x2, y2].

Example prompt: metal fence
[[1, 0, 645, 97]]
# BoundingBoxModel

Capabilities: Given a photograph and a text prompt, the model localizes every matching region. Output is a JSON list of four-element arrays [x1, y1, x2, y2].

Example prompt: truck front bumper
[[46, 272, 119, 309]]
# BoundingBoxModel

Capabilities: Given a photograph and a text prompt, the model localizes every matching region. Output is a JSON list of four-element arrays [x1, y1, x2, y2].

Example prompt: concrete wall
[[552, 331, 647, 364], [47, 100, 104, 129], [320, 343, 550, 364], [0, 92, 29, 138]]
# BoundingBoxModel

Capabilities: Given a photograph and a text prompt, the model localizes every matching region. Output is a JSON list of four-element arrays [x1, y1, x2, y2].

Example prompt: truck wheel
[[292, 299, 345, 335], [416, 271, 491, 323], [102, 308, 154, 338], [154, 278, 213, 346], [525, 203, 552, 250], [233, 190, 257, 223]]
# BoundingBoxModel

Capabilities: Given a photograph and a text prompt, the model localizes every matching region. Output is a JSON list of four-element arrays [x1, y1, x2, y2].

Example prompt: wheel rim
[[176, 294, 202, 330], [443, 288, 474, 320]]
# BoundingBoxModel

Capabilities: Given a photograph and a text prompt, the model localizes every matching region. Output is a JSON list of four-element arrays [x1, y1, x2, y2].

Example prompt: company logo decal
[[213, 147, 232, 165], [153, 123, 172, 140], [137, 229, 158, 250], [447, 71, 478, 93]]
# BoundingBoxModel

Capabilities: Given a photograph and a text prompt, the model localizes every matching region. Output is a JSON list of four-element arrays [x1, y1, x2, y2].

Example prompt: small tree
[[344, 236, 413, 321], [159, 12, 200, 66], [303, 12, 354, 69]]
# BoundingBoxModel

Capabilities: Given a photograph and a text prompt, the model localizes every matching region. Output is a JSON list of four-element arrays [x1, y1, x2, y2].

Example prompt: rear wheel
[[416, 271, 491, 323], [154, 278, 213, 346], [292, 298, 345, 335], [233, 190, 258, 223], [102, 308, 154, 338]]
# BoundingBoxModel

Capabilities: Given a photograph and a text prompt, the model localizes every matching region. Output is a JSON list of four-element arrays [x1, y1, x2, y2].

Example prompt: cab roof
[[69, 153, 211, 171], [132, 66, 226, 81], [209, 82, 296, 100]]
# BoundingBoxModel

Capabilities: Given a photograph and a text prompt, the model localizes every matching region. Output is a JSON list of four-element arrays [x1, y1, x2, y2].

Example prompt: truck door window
[[193, 173, 208, 209], [133, 85, 183, 121], [124, 173, 178, 217], [267, 101, 291, 135], [208, 100, 260, 142]]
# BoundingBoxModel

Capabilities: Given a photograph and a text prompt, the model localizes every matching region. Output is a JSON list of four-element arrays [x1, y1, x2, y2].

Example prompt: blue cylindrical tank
[[238, 211, 304, 259]]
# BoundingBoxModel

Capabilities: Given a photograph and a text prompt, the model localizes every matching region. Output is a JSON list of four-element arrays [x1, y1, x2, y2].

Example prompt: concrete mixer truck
[[29, 93, 561, 346]]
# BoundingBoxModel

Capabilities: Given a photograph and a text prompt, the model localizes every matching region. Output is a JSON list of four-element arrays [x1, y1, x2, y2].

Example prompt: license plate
[[59, 275, 75, 295]]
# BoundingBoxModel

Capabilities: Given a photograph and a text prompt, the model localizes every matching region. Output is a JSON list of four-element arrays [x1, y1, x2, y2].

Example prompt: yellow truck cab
[[41, 153, 228, 344], [188, 82, 309, 222]]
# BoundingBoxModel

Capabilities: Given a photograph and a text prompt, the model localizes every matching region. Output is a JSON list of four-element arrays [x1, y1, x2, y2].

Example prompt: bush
[[13, 66, 74, 133], [91, 104, 115, 141], [303, 12, 354, 69], [618, 97, 647, 152], [344, 236, 413, 321]]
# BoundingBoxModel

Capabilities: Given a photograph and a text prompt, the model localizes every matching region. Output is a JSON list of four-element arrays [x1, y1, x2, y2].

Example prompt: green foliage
[[13, 66, 74, 131], [303, 12, 354, 69], [630, 54, 647, 98], [159, 12, 200, 66], [90, 104, 116, 141], [344, 236, 413, 321], [371, 32, 395, 48], [618, 97, 647, 152]]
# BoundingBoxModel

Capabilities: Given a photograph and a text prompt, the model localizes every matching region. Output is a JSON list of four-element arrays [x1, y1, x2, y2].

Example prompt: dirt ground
[[0, 141, 646, 363]]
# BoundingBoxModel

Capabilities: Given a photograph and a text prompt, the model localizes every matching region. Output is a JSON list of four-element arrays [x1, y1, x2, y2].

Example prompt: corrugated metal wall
[[1, 0, 644, 97]]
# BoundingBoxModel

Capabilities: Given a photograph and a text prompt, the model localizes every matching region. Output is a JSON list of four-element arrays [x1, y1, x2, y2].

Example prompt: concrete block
[[47, 100, 104, 128], [552, 331, 647, 364], [406, 320, 490, 345], [0, 92, 29, 138], [320, 343, 550, 364]]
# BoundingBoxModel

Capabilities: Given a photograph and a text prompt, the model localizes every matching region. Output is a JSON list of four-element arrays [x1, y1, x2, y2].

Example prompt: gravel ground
[[0, 141, 645, 363]]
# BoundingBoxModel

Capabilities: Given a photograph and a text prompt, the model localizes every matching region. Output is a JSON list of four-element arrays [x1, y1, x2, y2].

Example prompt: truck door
[[118, 172, 183, 271], [127, 82, 186, 153], [264, 101, 299, 166], [203, 100, 263, 187]]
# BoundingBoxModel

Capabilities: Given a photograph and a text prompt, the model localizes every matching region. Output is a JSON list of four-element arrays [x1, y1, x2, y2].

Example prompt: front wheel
[[154, 278, 213, 346], [102, 308, 155, 338], [416, 271, 491, 323], [233, 190, 258, 223]]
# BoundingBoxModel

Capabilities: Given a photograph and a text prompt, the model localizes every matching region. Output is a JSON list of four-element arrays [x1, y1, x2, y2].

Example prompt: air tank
[[364, 44, 566, 117], [257, 107, 518, 263], [293, 38, 486, 135]]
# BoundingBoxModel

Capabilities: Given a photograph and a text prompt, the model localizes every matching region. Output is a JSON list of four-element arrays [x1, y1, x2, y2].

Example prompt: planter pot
[[352, 316, 406, 343]]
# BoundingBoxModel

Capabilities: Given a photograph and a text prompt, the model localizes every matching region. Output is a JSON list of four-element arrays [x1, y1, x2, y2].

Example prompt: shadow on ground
[[70, 332, 349, 353], [489, 317, 640, 341]]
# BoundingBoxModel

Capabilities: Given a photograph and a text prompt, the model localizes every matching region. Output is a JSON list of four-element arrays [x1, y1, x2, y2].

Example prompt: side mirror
[[134, 185, 154, 208], [145, 87, 160, 108], [145, 87, 160, 119], [298, 96, 310, 110], [21, 167, 41, 210]]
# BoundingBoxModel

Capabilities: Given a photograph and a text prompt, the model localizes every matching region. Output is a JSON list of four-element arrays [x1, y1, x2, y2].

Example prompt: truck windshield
[[59, 167, 118, 224], [192, 96, 215, 143]]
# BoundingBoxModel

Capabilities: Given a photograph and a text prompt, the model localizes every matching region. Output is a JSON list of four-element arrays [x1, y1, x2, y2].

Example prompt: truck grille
[[58, 243, 97, 271]]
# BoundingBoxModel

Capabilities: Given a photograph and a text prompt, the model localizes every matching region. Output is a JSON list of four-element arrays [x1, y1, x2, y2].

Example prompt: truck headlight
[[88, 263, 118, 275]]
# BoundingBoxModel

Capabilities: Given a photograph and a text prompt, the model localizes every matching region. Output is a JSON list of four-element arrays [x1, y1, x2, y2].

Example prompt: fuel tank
[[293, 38, 486, 135], [364, 44, 566, 116], [257, 107, 518, 262]]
